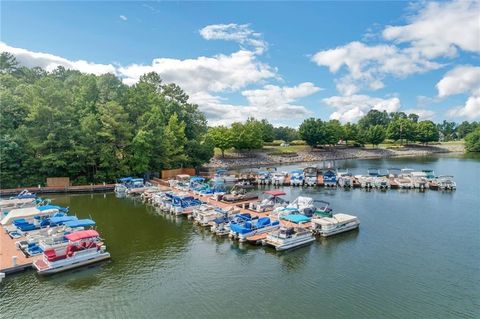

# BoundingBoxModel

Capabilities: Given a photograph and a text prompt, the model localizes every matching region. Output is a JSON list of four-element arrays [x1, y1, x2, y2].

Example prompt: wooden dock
[[0, 184, 115, 196], [0, 225, 40, 275]]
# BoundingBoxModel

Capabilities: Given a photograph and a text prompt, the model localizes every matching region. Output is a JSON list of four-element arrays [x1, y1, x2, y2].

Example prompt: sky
[[1, 0, 479, 126]]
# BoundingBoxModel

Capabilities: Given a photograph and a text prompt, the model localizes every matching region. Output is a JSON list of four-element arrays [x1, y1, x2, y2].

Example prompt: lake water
[[1, 155, 479, 318]]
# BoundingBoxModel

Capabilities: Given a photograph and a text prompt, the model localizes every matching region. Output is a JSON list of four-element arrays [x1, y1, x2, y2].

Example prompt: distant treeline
[[0, 53, 213, 188], [208, 112, 480, 155]]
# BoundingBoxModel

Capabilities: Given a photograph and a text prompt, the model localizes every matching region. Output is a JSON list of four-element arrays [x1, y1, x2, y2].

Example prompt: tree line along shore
[[1, 52, 479, 188]]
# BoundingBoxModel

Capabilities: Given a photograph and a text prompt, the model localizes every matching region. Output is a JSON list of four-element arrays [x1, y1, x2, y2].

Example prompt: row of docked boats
[[203, 167, 457, 191], [122, 176, 360, 252], [1, 190, 110, 275]]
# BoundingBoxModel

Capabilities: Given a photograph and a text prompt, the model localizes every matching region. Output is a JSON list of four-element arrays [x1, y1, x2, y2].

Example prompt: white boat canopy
[[0, 197, 36, 209], [312, 213, 358, 226], [0, 206, 59, 226]]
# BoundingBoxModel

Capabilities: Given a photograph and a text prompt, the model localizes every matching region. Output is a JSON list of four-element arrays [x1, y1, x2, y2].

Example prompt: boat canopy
[[176, 174, 190, 180], [49, 216, 78, 225], [281, 214, 311, 223], [190, 176, 205, 182], [313, 213, 358, 225], [65, 229, 100, 241], [290, 170, 303, 174], [119, 177, 133, 182], [1, 206, 59, 226], [264, 190, 286, 197], [215, 169, 227, 174], [64, 219, 96, 228]]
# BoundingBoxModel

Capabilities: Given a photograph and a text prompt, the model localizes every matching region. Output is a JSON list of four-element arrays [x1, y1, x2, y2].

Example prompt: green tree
[[386, 117, 415, 144], [208, 126, 234, 157], [273, 126, 299, 142], [437, 120, 457, 141], [162, 114, 188, 168], [465, 128, 480, 152], [366, 125, 386, 147], [358, 110, 390, 129], [324, 120, 344, 145], [455, 121, 478, 139], [415, 121, 439, 144], [299, 118, 324, 148], [342, 122, 359, 145]]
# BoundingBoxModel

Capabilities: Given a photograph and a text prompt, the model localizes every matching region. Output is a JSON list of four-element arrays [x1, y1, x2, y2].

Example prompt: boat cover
[[282, 214, 311, 223], [65, 229, 99, 241], [49, 216, 78, 225], [64, 219, 96, 228], [1, 206, 59, 226], [264, 190, 286, 196]]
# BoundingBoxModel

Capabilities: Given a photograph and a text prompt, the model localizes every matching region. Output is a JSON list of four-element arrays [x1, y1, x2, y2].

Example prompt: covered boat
[[311, 213, 359, 237], [289, 170, 304, 186], [249, 190, 288, 212], [33, 230, 110, 275], [230, 217, 280, 242], [262, 227, 314, 251], [222, 184, 258, 203]]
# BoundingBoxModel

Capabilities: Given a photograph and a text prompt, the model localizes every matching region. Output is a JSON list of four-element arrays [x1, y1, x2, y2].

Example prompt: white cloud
[[446, 95, 480, 120], [383, 0, 480, 58], [191, 83, 320, 125], [437, 65, 480, 120], [199, 23, 267, 54], [322, 94, 401, 122], [403, 108, 436, 120], [118, 50, 275, 92], [119, 15, 127, 21], [312, 41, 441, 95], [436, 65, 480, 98], [0, 42, 116, 75]]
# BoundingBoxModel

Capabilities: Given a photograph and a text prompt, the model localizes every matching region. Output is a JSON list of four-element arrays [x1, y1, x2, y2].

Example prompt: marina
[[1, 155, 479, 318]]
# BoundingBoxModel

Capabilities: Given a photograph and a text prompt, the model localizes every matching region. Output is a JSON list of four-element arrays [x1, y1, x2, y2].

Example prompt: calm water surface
[[1, 155, 479, 318]]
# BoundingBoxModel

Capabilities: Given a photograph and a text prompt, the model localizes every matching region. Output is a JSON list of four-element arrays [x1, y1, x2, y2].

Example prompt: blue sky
[[1, 1, 479, 126]]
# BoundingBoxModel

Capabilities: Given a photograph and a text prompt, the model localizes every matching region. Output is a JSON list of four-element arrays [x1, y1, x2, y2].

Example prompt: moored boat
[[33, 230, 110, 275], [230, 217, 280, 242], [311, 213, 359, 237], [262, 227, 314, 251], [248, 190, 288, 212]]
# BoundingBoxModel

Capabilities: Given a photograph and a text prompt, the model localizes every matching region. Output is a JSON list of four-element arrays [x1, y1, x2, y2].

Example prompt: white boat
[[271, 172, 287, 186], [411, 172, 429, 189], [262, 227, 315, 251], [249, 190, 288, 212], [355, 175, 375, 189], [289, 170, 304, 186], [373, 176, 390, 189], [437, 175, 456, 190], [274, 196, 317, 216], [311, 213, 359, 237], [212, 169, 237, 184], [33, 230, 110, 275], [304, 167, 318, 187]]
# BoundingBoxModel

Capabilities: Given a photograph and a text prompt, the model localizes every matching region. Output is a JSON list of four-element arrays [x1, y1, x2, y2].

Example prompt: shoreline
[[204, 144, 465, 169]]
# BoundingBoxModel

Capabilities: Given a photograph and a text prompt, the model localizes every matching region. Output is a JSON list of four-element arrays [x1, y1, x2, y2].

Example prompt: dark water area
[[1, 154, 479, 318]]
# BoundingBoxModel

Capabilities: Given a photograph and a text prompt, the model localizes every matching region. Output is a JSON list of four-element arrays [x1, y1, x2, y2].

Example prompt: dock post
[[242, 203, 245, 209], [12, 256, 17, 267]]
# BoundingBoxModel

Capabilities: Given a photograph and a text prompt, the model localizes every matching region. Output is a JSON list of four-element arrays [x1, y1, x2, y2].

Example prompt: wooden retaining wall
[[46, 177, 70, 187], [161, 168, 196, 179]]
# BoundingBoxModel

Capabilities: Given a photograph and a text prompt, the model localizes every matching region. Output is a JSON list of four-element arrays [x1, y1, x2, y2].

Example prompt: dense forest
[[0, 53, 213, 188], [1, 52, 479, 188]]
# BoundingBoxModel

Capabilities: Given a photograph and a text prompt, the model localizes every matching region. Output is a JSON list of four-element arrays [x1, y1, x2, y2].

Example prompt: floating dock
[[0, 225, 41, 275], [0, 184, 115, 196]]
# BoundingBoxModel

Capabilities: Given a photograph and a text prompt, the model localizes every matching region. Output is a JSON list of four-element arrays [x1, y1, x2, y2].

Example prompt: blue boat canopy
[[119, 177, 133, 182], [64, 219, 96, 228], [281, 214, 311, 223], [49, 216, 78, 225], [38, 205, 68, 212], [190, 176, 205, 182]]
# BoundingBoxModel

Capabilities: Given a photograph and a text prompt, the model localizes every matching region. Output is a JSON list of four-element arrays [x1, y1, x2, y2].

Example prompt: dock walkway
[[0, 225, 40, 274]]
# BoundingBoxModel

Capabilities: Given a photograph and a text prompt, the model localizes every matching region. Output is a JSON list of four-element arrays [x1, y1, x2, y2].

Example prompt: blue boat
[[323, 170, 337, 187], [171, 195, 203, 216], [230, 217, 280, 242]]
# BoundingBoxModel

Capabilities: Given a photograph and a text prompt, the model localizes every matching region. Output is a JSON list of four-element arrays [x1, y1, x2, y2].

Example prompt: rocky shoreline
[[205, 144, 465, 169]]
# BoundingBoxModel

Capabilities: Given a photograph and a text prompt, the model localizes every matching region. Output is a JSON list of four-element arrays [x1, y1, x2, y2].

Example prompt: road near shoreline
[[205, 144, 465, 169]]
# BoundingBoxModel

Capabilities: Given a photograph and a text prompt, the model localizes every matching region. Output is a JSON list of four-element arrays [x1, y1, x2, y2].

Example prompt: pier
[[0, 225, 40, 274], [0, 184, 115, 197]]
